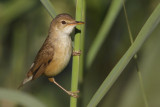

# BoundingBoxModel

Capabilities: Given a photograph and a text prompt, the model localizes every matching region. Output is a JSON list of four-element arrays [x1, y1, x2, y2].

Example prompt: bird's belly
[[44, 41, 72, 77]]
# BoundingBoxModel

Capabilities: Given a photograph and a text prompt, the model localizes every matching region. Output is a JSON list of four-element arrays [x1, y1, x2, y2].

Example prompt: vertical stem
[[70, 0, 85, 106], [79, 0, 86, 84]]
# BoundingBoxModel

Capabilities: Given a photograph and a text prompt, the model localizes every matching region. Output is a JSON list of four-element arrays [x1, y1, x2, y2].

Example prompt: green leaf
[[87, 3, 160, 107], [40, 0, 56, 18], [86, 0, 123, 68], [0, 88, 45, 107]]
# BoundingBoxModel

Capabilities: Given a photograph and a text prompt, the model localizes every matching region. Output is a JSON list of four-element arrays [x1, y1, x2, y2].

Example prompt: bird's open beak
[[68, 21, 84, 25]]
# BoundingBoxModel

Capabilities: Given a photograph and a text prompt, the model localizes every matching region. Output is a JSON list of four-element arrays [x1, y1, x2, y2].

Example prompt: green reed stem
[[70, 0, 85, 106]]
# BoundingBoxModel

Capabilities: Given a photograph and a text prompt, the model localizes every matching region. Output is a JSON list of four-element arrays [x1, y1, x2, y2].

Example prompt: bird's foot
[[68, 90, 80, 98], [72, 50, 81, 56]]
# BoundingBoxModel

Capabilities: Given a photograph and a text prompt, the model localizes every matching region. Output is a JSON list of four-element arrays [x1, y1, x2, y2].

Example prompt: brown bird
[[18, 13, 84, 98]]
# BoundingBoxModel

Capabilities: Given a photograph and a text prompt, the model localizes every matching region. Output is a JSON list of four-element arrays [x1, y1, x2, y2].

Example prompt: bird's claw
[[68, 90, 79, 98], [72, 50, 81, 56]]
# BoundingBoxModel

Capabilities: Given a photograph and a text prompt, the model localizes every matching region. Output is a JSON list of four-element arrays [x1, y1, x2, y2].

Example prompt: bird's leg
[[72, 50, 81, 56], [48, 77, 79, 98]]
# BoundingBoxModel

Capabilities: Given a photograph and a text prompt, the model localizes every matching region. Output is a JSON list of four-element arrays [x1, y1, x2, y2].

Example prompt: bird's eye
[[61, 21, 66, 24]]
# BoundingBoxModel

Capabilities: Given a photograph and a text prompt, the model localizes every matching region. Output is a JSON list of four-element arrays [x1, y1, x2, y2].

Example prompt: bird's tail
[[17, 75, 33, 89]]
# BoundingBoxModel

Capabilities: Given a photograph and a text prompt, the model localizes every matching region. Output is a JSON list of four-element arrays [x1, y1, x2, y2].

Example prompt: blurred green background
[[0, 0, 160, 107]]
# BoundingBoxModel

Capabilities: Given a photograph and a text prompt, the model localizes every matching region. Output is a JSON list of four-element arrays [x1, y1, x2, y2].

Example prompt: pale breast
[[44, 35, 72, 77]]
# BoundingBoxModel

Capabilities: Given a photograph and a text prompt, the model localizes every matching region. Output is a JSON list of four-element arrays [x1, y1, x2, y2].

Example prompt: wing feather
[[27, 38, 54, 80]]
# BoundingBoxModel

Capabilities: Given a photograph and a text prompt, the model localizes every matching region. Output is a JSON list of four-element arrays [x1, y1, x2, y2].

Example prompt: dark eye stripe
[[61, 21, 66, 24]]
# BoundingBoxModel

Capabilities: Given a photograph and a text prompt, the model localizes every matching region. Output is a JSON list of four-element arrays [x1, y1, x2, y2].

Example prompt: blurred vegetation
[[0, 0, 160, 107]]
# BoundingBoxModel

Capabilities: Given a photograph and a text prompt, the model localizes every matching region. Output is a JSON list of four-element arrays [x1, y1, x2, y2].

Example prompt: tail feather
[[17, 75, 33, 89]]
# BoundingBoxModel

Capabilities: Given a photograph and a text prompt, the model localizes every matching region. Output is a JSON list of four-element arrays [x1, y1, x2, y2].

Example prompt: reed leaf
[[40, 0, 56, 18], [87, 4, 160, 107], [0, 88, 45, 107], [86, 0, 123, 68]]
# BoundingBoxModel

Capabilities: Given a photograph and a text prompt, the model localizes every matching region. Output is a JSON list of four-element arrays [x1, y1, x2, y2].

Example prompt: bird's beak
[[68, 21, 84, 26], [75, 21, 85, 25]]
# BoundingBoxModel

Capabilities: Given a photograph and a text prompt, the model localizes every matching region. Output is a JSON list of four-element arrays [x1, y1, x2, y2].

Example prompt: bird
[[18, 13, 84, 98]]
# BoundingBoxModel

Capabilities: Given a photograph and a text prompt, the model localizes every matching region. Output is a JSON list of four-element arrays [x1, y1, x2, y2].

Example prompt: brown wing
[[27, 39, 54, 80]]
